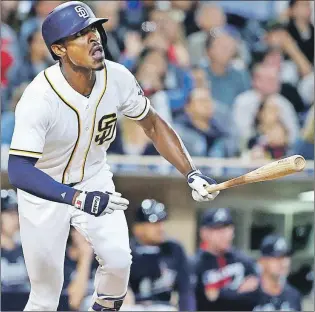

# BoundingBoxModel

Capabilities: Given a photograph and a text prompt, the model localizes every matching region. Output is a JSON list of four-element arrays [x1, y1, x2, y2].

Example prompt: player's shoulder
[[163, 238, 186, 251], [105, 60, 134, 80], [229, 247, 255, 263], [284, 283, 301, 299], [20, 65, 56, 103]]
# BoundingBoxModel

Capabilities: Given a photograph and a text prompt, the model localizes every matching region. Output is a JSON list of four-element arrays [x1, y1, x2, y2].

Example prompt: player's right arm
[[8, 88, 128, 217]]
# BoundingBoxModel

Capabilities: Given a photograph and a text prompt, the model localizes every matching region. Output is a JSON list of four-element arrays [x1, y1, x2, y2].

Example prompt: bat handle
[[206, 183, 225, 193]]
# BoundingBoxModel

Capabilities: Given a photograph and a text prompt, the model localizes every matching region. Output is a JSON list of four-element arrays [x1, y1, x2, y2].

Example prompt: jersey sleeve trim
[[44, 70, 81, 184], [9, 148, 43, 159], [123, 97, 150, 121], [80, 66, 107, 182]]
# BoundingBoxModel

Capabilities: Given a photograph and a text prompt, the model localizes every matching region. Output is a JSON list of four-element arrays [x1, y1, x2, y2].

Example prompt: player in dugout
[[192, 208, 260, 311], [248, 234, 302, 311], [122, 199, 196, 311]]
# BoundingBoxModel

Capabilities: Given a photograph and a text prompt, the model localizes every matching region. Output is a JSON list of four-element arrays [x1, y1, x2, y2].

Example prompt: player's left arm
[[118, 65, 219, 202], [137, 107, 219, 201]]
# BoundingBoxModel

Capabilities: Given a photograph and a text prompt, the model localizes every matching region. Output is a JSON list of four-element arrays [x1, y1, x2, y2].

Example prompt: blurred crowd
[[1, 189, 314, 311], [1, 0, 314, 165]]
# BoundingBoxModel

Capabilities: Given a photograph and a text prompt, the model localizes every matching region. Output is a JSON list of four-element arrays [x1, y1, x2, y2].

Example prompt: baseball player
[[249, 235, 302, 311], [125, 199, 196, 311], [192, 208, 259, 311], [7, 2, 219, 311]]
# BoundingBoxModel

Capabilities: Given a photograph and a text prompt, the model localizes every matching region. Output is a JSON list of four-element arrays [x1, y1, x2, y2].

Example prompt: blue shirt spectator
[[1, 83, 29, 146], [200, 29, 251, 115], [173, 88, 239, 157]]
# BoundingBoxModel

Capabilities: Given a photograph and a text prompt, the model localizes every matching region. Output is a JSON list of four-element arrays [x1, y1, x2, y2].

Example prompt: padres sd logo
[[74, 5, 89, 18], [95, 113, 117, 145]]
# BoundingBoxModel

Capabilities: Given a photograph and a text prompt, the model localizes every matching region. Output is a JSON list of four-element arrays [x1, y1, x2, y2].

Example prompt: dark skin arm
[[136, 107, 196, 176]]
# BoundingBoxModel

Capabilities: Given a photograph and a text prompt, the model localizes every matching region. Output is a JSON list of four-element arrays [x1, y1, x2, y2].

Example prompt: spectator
[[93, 1, 128, 62], [192, 208, 259, 311], [298, 71, 314, 107], [1, 82, 28, 146], [233, 64, 299, 148], [1, 189, 30, 293], [200, 29, 251, 118], [1, 22, 21, 111], [287, 0, 314, 63], [171, 0, 197, 37], [134, 48, 172, 123], [244, 96, 291, 160], [187, 3, 226, 66], [292, 105, 314, 160], [125, 199, 195, 311], [20, 1, 63, 57], [261, 47, 307, 113], [174, 87, 238, 157], [247, 235, 302, 311], [191, 66, 209, 89], [10, 27, 54, 89], [63, 228, 96, 311], [265, 26, 313, 86]]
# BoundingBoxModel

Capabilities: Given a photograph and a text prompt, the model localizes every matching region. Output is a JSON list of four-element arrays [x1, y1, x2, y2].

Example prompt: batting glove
[[73, 191, 129, 217], [187, 170, 220, 202]]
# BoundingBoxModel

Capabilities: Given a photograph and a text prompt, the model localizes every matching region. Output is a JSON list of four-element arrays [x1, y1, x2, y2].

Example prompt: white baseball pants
[[17, 169, 131, 311]]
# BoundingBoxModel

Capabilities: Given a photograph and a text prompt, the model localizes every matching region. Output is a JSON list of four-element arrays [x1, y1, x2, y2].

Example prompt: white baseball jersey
[[9, 60, 150, 185]]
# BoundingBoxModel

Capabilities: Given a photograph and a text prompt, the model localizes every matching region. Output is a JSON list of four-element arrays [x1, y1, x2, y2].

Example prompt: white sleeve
[[117, 66, 151, 121], [9, 90, 51, 159]]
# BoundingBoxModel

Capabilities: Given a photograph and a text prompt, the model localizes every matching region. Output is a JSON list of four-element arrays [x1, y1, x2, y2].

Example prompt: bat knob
[[294, 155, 306, 171]]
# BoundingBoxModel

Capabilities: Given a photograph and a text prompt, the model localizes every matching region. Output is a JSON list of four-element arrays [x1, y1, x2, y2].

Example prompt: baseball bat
[[206, 155, 306, 193]]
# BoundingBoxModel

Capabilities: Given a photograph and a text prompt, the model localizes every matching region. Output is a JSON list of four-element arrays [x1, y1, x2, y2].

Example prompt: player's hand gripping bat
[[206, 155, 306, 193]]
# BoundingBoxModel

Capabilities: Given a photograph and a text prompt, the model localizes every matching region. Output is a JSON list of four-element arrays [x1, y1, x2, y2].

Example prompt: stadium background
[[1, 0, 314, 311]]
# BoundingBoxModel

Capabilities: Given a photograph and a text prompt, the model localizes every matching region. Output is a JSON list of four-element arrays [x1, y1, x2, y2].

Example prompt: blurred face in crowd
[[1, 210, 19, 238], [263, 49, 282, 72], [29, 30, 49, 61], [258, 95, 280, 127], [95, 1, 120, 32], [36, 1, 63, 18], [290, 0, 312, 22], [136, 62, 163, 93], [260, 256, 291, 280], [51, 25, 105, 71], [186, 88, 214, 121], [161, 18, 183, 44], [265, 123, 289, 147], [253, 65, 280, 96], [197, 4, 226, 31], [143, 50, 168, 77], [201, 225, 234, 254], [144, 32, 170, 53], [133, 221, 166, 245], [207, 33, 237, 67]]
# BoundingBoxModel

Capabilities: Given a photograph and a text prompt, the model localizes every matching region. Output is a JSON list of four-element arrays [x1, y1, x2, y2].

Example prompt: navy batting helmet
[[135, 199, 168, 223], [42, 1, 108, 60]]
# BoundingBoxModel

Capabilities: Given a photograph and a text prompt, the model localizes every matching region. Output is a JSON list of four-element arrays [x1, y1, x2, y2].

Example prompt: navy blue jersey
[[251, 283, 302, 311], [129, 238, 195, 310], [192, 247, 258, 311]]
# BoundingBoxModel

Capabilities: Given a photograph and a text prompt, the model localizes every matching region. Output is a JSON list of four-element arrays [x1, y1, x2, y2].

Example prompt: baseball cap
[[260, 235, 293, 257], [200, 208, 233, 228], [135, 199, 167, 223]]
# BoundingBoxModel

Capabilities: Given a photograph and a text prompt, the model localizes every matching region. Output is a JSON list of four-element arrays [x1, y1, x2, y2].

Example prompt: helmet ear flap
[[97, 24, 107, 47]]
